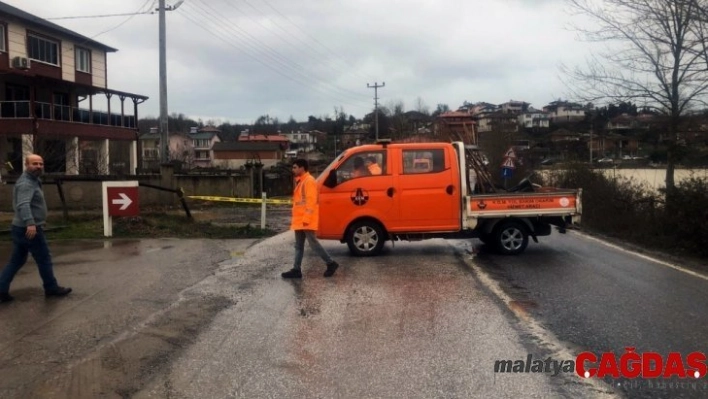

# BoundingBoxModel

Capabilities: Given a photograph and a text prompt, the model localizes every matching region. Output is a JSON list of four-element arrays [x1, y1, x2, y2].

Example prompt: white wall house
[[518, 112, 550, 129], [284, 131, 316, 153], [543, 101, 586, 123]]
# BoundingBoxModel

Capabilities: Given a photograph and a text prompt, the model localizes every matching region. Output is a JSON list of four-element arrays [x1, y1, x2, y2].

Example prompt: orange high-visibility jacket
[[367, 163, 382, 175], [290, 172, 319, 230]]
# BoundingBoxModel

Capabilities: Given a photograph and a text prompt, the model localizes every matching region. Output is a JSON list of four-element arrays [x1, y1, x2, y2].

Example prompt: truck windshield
[[316, 150, 347, 183]]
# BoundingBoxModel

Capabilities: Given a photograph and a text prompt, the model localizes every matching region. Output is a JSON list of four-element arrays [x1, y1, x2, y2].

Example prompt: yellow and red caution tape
[[187, 195, 292, 205]]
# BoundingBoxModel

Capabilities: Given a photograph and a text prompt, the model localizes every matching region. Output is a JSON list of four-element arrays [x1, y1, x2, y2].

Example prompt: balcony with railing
[[0, 100, 136, 128]]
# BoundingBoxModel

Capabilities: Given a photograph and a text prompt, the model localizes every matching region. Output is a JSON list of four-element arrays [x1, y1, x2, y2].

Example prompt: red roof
[[440, 111, 472, 118], [238, 134, 289, 142]]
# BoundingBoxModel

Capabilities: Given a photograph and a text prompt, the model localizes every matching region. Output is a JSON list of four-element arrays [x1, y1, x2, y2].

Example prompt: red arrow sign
[[107, 186, 139, 216]]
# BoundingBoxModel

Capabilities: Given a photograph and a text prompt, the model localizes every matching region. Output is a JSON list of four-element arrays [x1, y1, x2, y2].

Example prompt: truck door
[[318, 150, 395, 239], [392, 145, 460, 232]]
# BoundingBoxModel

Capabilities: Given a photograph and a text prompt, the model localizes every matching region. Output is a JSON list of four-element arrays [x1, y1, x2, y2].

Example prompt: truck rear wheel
[[346, 220, 385, 256], [493, 221, 529, 255]]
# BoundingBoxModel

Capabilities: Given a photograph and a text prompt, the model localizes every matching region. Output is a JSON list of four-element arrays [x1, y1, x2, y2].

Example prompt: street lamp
[[158, 0, 184, 164]]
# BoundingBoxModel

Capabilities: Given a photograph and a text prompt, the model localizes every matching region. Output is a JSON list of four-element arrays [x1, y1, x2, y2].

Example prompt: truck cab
[[317, 141, 462, 255]]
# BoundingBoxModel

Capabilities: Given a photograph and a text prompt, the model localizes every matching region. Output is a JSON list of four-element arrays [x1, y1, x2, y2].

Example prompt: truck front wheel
[[493, 221, 529, 255], [346, 220, 385, 256]]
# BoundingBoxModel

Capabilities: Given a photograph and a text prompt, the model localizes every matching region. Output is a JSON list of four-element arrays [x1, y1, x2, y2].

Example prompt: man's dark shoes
[[324, 261, 339, 277], [45, 286, 72, 298], [281, 269, 302, 279], [0, 292, 14, 303]]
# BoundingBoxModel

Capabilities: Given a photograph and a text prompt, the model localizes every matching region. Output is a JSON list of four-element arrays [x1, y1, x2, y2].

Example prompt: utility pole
[[589, 109, 595, 165], [158, 0, 184, 164], [367, 82, 385, 140]]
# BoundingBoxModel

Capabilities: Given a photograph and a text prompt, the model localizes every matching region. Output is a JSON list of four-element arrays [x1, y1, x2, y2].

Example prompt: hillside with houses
[[135, 99, 708, 174]]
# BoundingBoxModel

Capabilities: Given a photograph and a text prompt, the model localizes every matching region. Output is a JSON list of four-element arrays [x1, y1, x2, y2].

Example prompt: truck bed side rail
[[465, 190, 581, 218]]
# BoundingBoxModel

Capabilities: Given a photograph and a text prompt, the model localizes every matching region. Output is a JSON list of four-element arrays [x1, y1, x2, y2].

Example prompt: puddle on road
[[0, 240, 178, 263], [27, 295, 233, 399], [56, 240, 143, 257]]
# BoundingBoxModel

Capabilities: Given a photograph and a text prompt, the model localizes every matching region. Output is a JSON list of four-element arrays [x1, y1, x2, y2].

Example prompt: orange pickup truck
[[316, 141, 582, 256]]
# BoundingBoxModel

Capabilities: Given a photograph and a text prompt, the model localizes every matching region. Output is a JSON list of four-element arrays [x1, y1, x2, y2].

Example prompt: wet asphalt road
[[0, 238, 247, 398], [457, 232, 708, 399], [0, 229, 705, 398]]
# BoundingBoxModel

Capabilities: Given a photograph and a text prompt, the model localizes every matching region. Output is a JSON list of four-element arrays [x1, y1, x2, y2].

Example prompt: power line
[[175, 9, 367, 111], [89, 0, 156, 40], [234, 0, 375, 84], [189, 0, 367, 103], [182, 1, 369, 109], [45, 11, 152, 20]]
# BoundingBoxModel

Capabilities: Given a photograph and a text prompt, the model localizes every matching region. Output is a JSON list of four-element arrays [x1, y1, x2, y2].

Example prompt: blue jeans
[[0, 225, 58, 293], [293, 230, 334, 270]]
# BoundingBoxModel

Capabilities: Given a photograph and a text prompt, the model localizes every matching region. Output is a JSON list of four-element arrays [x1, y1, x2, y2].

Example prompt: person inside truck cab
[[351, 156, 371, 178], [365, 156, 382, 175]]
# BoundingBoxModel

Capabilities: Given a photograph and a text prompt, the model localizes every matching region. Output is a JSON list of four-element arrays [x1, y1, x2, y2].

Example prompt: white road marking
[[569, 230, 708, 281], [455, 242, 619, 398]]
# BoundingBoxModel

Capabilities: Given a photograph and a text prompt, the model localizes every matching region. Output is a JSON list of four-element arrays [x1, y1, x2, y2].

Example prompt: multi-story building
[[467, 102, 497, 115], [191, 125, 221, 167], [499, 100, 530, 114], [543, 101, 587, 123], [0, 2, 147, 175], [139, 127, 195, 170], [475, 111, 518, 133], [212, 141, 284, 169], [282, 131, 316, 153], [518, 111, 550, 130]]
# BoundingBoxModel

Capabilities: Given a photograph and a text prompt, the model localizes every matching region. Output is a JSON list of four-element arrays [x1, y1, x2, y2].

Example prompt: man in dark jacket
[[0, 154, 72, 303]]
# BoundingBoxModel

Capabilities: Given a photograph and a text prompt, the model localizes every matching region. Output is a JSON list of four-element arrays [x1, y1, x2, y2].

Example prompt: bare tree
[[388, 100, 408, 140], [563, 0, 708, 190], [414, 97, 430, 115]]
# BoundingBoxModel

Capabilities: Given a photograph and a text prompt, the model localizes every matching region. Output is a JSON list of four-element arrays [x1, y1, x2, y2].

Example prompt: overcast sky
[[6, 0, 590, 125]]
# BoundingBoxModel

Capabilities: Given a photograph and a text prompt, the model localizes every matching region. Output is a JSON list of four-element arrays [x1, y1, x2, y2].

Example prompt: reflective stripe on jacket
[[290, 172, 319, 230]]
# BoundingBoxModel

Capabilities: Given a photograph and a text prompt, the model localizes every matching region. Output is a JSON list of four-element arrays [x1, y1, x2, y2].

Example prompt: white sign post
[[102, 181, 140, 237]]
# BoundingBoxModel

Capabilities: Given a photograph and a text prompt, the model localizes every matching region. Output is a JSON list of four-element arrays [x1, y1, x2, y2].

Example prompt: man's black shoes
[[45, 286, 72, 297], [324, 262, 339, 277], [281, 269, 302, 279], [0, 292, 14, 303], [281, 263, 339, 278]]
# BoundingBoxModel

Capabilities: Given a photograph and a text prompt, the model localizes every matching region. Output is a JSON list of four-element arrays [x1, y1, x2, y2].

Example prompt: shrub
[[546, 164, 706, 258], [661, 178, 708, 257]]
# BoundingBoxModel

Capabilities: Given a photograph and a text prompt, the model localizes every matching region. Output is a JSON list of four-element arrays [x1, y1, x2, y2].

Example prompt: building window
[[0, 25, 6, 52], [194, 139, 210, 148], [28, 34, 59, 65], [143, 149, 159, 159], [76, 47, 91, 73]]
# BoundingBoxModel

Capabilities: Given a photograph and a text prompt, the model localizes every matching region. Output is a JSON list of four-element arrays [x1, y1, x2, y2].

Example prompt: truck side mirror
[[323, 169, 337, 188]]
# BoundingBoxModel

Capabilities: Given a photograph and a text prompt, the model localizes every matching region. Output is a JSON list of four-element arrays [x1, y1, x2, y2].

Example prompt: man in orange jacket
[[281, 159, 339, 279], [365, 156, 382, 175]]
